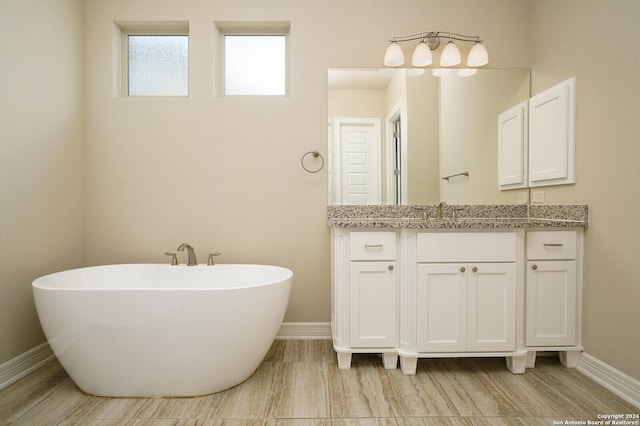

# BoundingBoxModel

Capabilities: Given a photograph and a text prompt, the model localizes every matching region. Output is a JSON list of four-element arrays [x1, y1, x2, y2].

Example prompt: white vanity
[[329, 204, 588, 375]]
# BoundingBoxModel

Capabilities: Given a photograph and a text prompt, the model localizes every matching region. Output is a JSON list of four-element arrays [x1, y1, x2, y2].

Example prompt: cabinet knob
[[472, 266, 478, 272], [532, 264, 538, 271], [460, 266, 466, 272], [388, 265, 394, 271]]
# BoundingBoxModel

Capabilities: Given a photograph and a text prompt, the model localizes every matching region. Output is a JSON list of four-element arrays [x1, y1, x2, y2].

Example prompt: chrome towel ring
[[301, 151, 324, 173]]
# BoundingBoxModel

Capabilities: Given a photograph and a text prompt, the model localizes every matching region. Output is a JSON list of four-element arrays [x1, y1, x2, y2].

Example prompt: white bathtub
[[32, 264, 292, 397]]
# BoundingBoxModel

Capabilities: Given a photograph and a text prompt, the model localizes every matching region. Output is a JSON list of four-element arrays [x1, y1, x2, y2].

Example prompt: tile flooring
[[0, 340, 637, 425]]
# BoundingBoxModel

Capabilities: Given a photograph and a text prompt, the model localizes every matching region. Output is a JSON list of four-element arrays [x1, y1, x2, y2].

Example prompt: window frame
[[215, 22, 291, 97], [114, 21, 190, 97]]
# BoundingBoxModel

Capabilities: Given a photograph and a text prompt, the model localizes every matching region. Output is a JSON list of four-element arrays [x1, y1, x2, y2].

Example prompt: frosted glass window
[[224, 35, 286, 96], [128, 35, 188, 96]]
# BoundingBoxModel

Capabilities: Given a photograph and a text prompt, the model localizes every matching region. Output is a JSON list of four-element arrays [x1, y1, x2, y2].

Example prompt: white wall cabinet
[[498, 101, 528, 190], [528, 77, 576, 187], [497, 77, 576, 191]]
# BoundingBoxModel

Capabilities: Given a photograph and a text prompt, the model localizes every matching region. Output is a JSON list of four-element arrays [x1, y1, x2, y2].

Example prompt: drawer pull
[[388, 265, 394, 271], [364, 244, 383, 249], [460, 266, 466, 273], [472, 266, 478, 272], [543, 243, 564, 247], [532, 264, 538, 271]]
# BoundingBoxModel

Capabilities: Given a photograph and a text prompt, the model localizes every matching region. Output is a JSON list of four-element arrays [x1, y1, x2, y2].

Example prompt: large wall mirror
[[328, 68, 530, 205]]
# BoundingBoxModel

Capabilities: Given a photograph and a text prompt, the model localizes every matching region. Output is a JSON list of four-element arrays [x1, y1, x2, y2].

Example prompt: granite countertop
[[327, 205, 589, 229]]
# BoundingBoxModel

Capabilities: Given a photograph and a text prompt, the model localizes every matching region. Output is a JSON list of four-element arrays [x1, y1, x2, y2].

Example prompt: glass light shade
[[406, 68, 425, 77], [458, 68, 477, 77], [384, 42, 404, 66], [432, 68, 452, 77], [467, 42, 489, 67], [440, 40, 461, 66], [411, 41, 432, 67]]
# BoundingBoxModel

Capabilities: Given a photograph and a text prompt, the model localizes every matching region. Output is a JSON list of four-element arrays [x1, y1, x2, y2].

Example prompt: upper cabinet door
[[528, 77, 576, 187], [498, 101, 528, 190]]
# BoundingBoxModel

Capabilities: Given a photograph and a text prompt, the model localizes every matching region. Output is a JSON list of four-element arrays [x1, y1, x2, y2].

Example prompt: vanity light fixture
[[384, 31, 489, 70]]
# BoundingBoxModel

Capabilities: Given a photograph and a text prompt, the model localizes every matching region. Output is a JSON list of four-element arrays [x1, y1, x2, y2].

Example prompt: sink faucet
[[436, 201, 448, 220], [177, 243, 197, 266]]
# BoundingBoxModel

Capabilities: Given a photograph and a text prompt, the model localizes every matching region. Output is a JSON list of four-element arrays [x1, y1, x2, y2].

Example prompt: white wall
[[82, 0, 531, 324], [530, 0, 640, 380], [406, 73, 440, 205], [0, 0, 85, 364]]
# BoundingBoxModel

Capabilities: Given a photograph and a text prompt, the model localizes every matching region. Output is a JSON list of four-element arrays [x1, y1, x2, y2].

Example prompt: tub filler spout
[[177, 243, 197, 266]]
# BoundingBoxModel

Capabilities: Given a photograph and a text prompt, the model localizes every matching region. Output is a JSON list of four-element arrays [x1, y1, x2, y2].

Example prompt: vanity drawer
[[527, 231, 577, 260], [417, 232, 516, 262], [350, 232, 397, 261]]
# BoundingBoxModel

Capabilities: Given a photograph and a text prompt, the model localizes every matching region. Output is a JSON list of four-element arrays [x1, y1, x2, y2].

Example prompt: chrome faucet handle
[[207, 252, 221, 266], [164, 252, 178, 265]]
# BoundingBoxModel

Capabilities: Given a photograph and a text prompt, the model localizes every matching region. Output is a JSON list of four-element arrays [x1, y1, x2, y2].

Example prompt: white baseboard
[[0, 342, 55, 391], [276, 322, 332, 340], [578, 352, 640, 409]]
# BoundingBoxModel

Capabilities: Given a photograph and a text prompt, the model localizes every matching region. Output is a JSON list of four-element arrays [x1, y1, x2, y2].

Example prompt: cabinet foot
[[382, 353, 398, 369], [506, 355, 527, 374], [526, 351, 537, 368], [400, 356, 418, 375], [559, 350, 581, 368], [337, 352, 352, 369]]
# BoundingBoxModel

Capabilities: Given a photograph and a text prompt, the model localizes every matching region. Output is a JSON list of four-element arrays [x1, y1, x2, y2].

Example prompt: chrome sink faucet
[[177, 243, 197, 266], [436, 201, 448, 220]]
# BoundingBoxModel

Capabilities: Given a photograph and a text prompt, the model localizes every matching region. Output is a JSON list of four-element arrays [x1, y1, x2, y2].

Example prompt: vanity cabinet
[[401, 232, 522, 374], [525, 230, 581, 367], [330, 222, 584, 375], [416, 262, 516, 353], [332, 230, 398, 369]]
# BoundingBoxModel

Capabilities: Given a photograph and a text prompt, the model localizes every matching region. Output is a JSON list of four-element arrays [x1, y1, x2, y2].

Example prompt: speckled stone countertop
[[327, 204, 589, 229]]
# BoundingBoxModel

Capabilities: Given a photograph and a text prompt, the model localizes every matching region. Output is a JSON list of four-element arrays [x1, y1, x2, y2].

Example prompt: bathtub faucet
[[177, 243, 197, 266]]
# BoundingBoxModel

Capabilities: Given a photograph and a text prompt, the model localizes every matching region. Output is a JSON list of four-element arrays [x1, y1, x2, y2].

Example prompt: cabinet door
[[349, 262, 397, 348], [416, 264, 467, 352], [526, 260, 577, 346], [528, 77, 576, 187], [498, 101, 528, 190], [467, 263, 516, 352]]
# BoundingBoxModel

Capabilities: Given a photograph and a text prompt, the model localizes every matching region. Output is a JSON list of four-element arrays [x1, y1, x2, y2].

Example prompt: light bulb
[[384, 42, 404, 67], [440, 40, 461, 67], [411, 41, 433, 67], [407, 68, 425, 77], [467, 41, 489, 67]]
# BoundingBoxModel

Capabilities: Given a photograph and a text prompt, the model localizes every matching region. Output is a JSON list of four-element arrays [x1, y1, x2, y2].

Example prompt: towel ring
[[301, 151, 324, 173]]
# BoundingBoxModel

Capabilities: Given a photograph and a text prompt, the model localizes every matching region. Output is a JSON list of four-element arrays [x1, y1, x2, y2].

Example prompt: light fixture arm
[[389, 31, 483, 47]]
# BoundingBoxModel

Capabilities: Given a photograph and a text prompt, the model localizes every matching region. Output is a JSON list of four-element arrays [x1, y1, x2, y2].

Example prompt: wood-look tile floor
[[0, 340, 637, 425]]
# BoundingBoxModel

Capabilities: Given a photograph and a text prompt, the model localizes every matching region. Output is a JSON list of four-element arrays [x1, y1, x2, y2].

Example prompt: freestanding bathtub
[[32, 263, 292, 397]]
